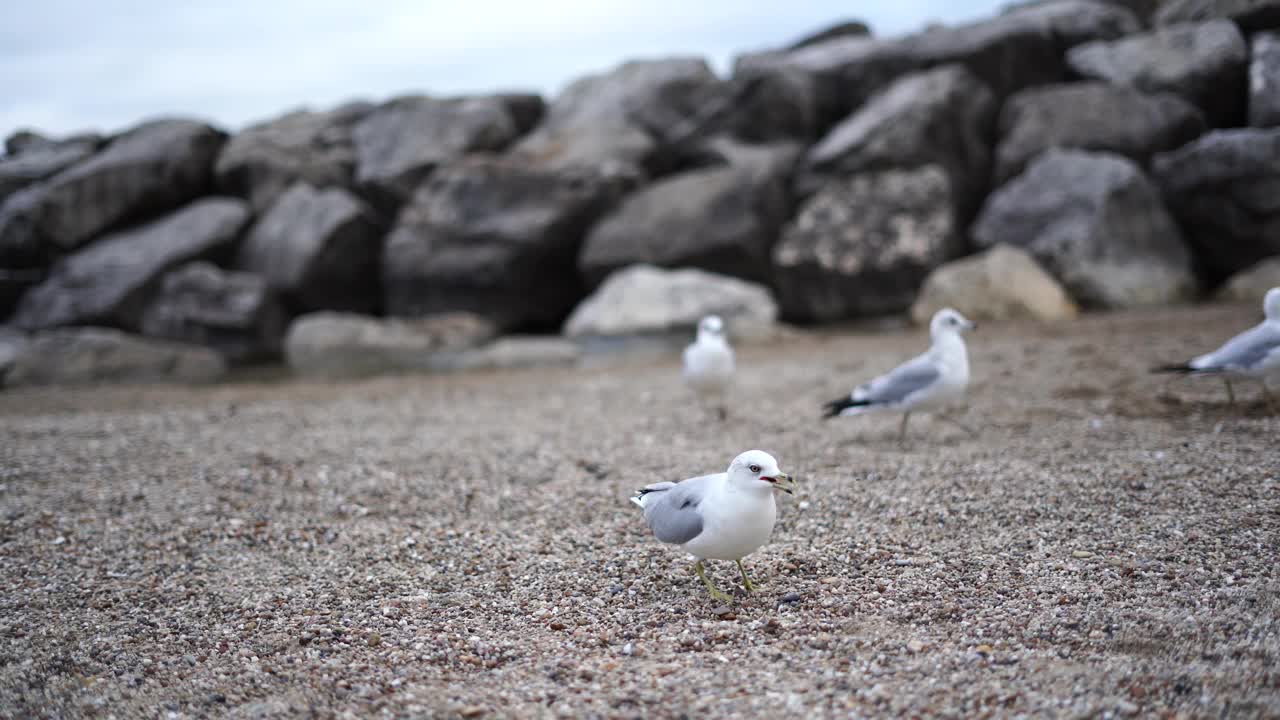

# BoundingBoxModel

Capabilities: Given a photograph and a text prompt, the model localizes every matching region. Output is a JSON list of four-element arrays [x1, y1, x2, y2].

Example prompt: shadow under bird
[[682, 314, 735, 421], [1152, 287, 1280, 411], [631, 450, 796, 603], [822, 308, 976, 443]]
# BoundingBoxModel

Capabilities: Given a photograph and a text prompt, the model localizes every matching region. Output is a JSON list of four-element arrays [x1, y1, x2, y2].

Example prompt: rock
[[511, 58, 720, 177], [10, 198, 250, 331], [801, 65, 996, 220], [436, 337, 582, 372], [714, 67, 822, 144], [1066, 20, 1249, 126], [0, 327, 26, 382], [1154, 0, 1280, 32], [0, 135, 101, 201], [1152, 128, 1280, 281], [1250, 32, 1280, 126], [489, 92, 546, 136], [0, 119, 227, 266], [0, 267, 44, 321], [994, 82, 1207, 184], [972, 149, 1197, 308], [4, 327, 226, 387], [215, 103, 372, 212], [1216, 256, 1280, 302], [4, 130, 103, 157], [138, 262, 287, 363], [284, 311, 496, 377], [787, 20, 872, 50], [382, 157, 628, 330], [771, 165, 961, 322], [578, 143, 799, 286], [353, 95, 519, 210], [237, 183, 382, 313], [564, 264, 779, 341], [910, 244, 1080, 324]]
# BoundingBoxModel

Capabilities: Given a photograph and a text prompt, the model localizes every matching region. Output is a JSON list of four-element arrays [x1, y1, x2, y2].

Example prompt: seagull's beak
[[764, 473, 796, 495], [964, 319, 977, 331]]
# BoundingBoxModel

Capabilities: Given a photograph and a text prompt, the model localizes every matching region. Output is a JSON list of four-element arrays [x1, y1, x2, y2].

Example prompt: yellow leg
[[897, 412, 911, 445], [736, 559, 756, 594], [1223, 377, 1236, 409], [694, 560, 732, 603]]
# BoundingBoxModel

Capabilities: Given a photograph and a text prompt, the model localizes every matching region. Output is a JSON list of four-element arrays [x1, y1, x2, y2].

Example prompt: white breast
[[681, 486, 776, 561]]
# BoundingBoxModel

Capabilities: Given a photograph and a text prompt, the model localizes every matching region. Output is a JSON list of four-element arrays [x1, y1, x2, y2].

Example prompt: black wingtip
[[822, 396, 866, 419], [1151, 363, 1194, 374]]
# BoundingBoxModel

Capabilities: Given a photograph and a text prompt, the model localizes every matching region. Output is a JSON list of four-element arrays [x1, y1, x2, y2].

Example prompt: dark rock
[[0, 267, 44, 321], [237, 183, 382, 314], [0, 136, 101, 201], [973, 149, 1197, 307], [994, 82, 1207, 183], [489, 92, 546, 136], [10, 198, 250, 331], [1151, 128, 1280, 282], [3, 327, 226, 387], [578, 143, 799, 286], [352, 96, 518, 210], [0, 119, 227, 266], [1005, 0, 1160, 26], [787, 20, 872, 50], [1067, 20, 1248, 126], [138, 262, 287, 363], [284, 311, 497, 377], [510, 58, 720, 177], [4, 130, 102, 156], [771, 165, 961, 322], [0, 327, 26, 381], [1250, 31, 1280, 125], [382, 156, 628, 330], [215, 103, 371, 212], [801, 65, 996, 220], [1155, 0, 1280, 33], [714, 67, 822, 143]]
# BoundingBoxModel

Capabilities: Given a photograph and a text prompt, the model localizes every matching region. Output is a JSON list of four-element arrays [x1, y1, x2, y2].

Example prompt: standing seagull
[[823, 308, 976, 443], [631, 450, 795, 602], [1152, 287, 1280, 411], [683, 315, 735, 421]]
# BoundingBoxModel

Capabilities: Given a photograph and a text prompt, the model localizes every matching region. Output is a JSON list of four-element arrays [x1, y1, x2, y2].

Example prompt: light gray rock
[[4, 327, 226, 387], [138, 262, 287, 363], [910, 244, 1080, 324], [1066, 20, 1249, 126], [439, 337, 582, 372], [772, 165, 961, 322], [10, 198, 250, 331], [564, 264, 778, 341], [1154, 0, 1280, 32], [284, 311, 497, 377], [973, 149, 1197, 308], [1250, 31, 1280, 126], [1216, 256, 1280, 302], [237, 183, 382, 313]]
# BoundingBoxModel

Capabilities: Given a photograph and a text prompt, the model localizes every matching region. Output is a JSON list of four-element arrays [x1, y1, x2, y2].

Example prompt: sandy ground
[[1, 303, 1278, 719]]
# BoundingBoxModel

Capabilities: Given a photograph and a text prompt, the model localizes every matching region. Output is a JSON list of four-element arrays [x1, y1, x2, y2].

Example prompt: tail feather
[[822, 395, 869, 419], [631, 483, 674, 509]]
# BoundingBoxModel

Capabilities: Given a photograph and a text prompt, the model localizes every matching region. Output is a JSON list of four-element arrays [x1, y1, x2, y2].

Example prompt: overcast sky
[[2, 1, 1007, 140]]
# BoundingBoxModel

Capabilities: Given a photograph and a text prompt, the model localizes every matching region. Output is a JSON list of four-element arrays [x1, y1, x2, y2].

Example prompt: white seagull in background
[[1153, 286, 1280, 411], [683, 315, 735, 421], [823, 308, 977, 443], [631, 450, 796, 603]]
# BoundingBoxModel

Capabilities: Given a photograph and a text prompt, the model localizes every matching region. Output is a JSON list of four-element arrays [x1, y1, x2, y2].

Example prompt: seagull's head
[[931, 308, 976, 338], [698, 315, 726, 340], [1265, 287, 1280, 321], [728, 450, 795, 495]]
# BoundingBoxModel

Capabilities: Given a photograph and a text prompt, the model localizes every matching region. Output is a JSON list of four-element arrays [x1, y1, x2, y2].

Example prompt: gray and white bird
[[823, 308, 976, 443], [1153, 287, 1280, 411], [631, 450, 796, 602], [682, 315, 735, 421]]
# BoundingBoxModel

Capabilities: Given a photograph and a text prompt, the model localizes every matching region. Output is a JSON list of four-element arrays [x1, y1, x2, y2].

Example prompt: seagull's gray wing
[[1195, 323, 1280, 373], [643, 474, 717, 545], [853, 355, 941, 406]]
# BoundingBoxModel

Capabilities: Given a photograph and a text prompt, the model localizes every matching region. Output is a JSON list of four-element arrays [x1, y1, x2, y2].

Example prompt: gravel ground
[[2, 303, 1278, 719]]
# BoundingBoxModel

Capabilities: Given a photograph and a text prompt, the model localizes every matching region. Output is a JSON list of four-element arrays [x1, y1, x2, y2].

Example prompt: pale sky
[[1, 1, 1007, 140]]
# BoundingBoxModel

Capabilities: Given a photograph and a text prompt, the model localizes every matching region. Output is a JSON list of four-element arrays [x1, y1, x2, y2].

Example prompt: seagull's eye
[[749, 464, 761, 474]]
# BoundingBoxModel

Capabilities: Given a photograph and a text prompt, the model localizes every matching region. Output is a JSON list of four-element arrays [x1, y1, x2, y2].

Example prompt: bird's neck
[[931, 332, 969, 373]]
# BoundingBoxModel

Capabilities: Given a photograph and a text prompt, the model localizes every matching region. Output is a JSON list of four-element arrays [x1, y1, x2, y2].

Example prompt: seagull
[[683, 315, 735, 421], [631, 450, 796, 603], [822, 308, 976, 443], [1152, 287, 1280, 411]]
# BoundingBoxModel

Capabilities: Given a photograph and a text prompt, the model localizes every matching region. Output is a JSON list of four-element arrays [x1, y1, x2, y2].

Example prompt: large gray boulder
[[564, 264, 779, 341], [0, 119, 226, 267], [510, 58, 721, 177], [382, 157, 628, 330], [801, 65, 996, 220], [1154, 0, 1280, 32], [1250, 31, 1280, 126], [353, 95, 519, 210], [578, 143, 798, 286], [215, 102, 372, 212], [0, 135, 102, 202], [284, 311, 496, 377], [1066, 20, 1249, 126], [0, 267, 44, 321], [1216, 256, 1280, 303], [237, 183, 382, 313], [972, 149, 1197, 308], [994, 82, 1207, 183], [1151, 128, 1280, 282], [138, 262, 287, 363], [9, 198, 250, 331], [772, 165, 961, 322], [3, 327, 226, 387]]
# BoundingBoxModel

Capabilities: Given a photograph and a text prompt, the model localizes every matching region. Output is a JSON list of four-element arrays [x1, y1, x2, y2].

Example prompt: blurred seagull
[[631, 450, 795, 602], [683, 315, 735, 421], [1153, 287, 1280, 411], [823, 308, 976, 443]]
